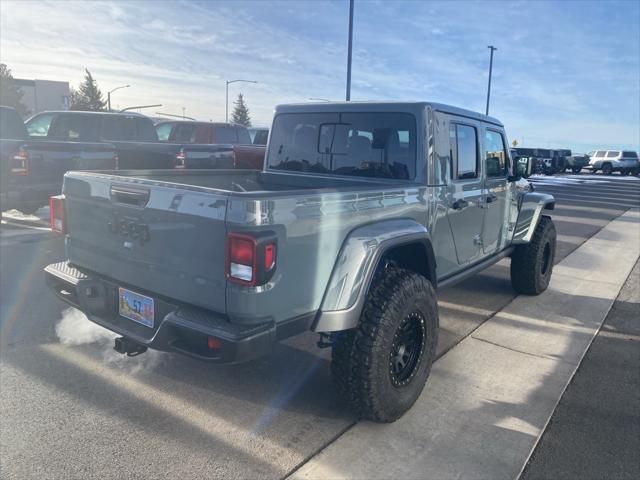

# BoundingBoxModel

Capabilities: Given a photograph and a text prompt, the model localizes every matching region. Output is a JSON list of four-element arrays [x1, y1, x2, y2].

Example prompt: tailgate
[[63, 173, 229, 313]]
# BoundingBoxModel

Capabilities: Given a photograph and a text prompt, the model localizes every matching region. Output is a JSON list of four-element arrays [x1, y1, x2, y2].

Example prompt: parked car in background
[[587, 150, 639, 175], [156, 121, 266, 170], [2, 107, 117, 214], [554, 149, 571, 172], [565, 153, 590, 173], [25, 111, 176, 170], [155, 121, 252, 144], [45, 101, 556, 423], [248, 127, 269, 145]]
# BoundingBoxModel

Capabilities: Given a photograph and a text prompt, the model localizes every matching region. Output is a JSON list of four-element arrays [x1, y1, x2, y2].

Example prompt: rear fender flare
[[312, 219, 435, 332]]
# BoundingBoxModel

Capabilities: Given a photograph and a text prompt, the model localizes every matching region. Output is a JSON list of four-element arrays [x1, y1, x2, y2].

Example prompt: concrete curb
[[291, 208, 640, 480]]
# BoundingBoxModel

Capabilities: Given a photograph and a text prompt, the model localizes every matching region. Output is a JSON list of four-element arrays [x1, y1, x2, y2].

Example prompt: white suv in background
[[588, 150, 639, 175]]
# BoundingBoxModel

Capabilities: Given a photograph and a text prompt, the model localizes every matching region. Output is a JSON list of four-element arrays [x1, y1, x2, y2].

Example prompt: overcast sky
[[1, 0, 638, 152]]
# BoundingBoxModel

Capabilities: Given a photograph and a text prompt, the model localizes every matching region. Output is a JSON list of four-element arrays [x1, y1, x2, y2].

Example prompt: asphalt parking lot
[[1, 173, 639, 479]]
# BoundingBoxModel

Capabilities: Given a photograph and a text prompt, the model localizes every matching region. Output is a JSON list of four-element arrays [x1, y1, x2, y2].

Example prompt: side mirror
[[513, 157, 532, 179]]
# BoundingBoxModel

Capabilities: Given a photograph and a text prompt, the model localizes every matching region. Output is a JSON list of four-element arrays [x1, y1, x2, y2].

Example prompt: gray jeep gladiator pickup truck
[[45, 102, 556, 422]]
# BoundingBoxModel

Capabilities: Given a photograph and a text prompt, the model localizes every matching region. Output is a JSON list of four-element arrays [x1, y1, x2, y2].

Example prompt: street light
[[309, 98, 330, 102], [485, 46, 497, 116], [226, 79, 257, 122], [107, 84, 130, 111]]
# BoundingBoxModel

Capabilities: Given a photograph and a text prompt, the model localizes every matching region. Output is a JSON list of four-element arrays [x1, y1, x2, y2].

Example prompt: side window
[[155, 123, 173, 141], [136, 118, 158, 141], [484, 130, 507, 177], [606, 151, 619, 158], [449, 123, 478, 179], [26, 114, 54, 137]]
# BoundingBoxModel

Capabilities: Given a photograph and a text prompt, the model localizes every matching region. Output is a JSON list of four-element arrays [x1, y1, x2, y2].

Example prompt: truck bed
[[69, 169, 408, 195]]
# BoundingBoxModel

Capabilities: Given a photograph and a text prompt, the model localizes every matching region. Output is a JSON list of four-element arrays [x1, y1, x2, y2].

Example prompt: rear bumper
[[44, 261, 304, 363]]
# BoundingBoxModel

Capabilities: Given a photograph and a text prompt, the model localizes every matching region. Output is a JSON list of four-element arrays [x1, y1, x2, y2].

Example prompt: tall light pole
[[107, 84, 130, 111], [485, 46, 497, 116], [346, 0, 354, 101], [226, 79, 257, 122]]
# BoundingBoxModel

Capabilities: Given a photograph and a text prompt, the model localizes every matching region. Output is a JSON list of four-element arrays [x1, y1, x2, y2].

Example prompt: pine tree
[[231, 93, 251, 126], [69, 69, 106, 111], [0, 63, 29, 116]]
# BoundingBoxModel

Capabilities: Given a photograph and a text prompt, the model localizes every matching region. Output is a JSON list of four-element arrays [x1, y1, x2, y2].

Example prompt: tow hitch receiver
[[114, 337, 147, 357]]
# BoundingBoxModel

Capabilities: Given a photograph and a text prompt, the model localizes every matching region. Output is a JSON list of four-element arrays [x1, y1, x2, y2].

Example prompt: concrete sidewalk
[[292, 208, 640, 480]]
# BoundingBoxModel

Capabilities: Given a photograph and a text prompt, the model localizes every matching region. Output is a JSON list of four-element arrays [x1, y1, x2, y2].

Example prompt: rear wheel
[[331, 267, 438, 422], [621, 169, 630, 176], [572, 166, 582, 174], [511, 215, 557, 295], [602, 163, 613, 175]]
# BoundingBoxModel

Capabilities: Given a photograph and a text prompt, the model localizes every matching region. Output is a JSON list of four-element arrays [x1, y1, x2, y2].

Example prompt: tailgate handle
[[110, 185, 150, 207]]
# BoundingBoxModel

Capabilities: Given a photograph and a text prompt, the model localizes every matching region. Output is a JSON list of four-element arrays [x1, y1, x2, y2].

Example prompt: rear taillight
[[175, 151, 186, 169], [49, 195, 66, 234], [11, 149, 29, 175], [226, 232, 277, 286]]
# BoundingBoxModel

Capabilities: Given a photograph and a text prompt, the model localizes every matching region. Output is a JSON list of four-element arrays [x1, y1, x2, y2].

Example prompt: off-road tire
[[602, 163, 613, 175], [571, 166, 582, 174], [331, 267, 438, 423], [510, 215, 557, 295]]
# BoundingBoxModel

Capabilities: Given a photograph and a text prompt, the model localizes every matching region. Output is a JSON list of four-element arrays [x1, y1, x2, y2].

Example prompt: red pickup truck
[[156, 120, 265, 170]]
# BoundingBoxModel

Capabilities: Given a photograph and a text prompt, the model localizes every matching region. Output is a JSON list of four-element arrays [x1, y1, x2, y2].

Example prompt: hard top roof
[[275, 101, 503, 127]]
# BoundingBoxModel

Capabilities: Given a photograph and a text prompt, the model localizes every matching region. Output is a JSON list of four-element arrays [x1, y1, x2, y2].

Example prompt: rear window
[[622, 151, 638, 158], [47, 113, 99, 141], [267, 112, 417, 180], [101, 116, 158, 141], [606, 151, 620, 158], [214, 126, 251, 144], [0, 108, 26, 139]]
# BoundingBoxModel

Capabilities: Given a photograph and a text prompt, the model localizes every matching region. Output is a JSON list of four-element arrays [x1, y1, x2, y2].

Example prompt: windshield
[[267, 112, 417, 180]]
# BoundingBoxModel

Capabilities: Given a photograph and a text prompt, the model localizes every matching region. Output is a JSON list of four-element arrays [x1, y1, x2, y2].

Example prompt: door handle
[[452, 199, 468, 210], [486, 194, 498, 204]]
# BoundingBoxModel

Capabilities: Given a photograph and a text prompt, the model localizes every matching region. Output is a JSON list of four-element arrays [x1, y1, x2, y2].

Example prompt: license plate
[[118, 287, 154, 328]]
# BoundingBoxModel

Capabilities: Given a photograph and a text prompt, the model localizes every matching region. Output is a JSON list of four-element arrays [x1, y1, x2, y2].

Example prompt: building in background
[[15, 78, 69, 115]]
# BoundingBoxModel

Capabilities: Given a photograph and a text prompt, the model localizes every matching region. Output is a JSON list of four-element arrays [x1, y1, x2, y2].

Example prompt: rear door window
[[606, 151, 620, 158], [449, 123, 478, 179]]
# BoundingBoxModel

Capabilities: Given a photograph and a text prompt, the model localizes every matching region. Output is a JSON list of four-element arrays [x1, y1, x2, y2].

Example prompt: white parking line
[[292, 208, 640, 480]]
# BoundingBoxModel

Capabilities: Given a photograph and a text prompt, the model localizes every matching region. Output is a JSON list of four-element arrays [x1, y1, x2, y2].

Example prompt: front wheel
[[510, 215, 557, 295], [602, 163, 613, 175], [331, 267, 438, 423], [572, 166, 582, 174]]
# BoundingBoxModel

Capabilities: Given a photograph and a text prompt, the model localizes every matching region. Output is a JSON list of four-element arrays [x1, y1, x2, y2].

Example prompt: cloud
[[1, 0, 638, 149]]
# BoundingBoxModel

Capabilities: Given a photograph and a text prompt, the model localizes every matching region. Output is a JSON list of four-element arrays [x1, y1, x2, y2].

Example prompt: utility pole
[[485, 46, 497, 116], [346, 0, 354, 101], [226, 79, 257, 122]]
